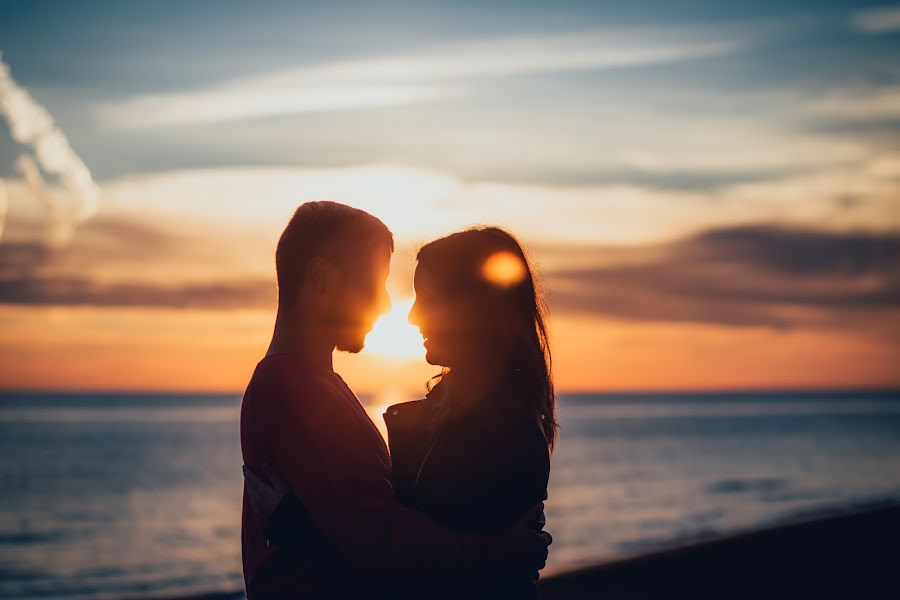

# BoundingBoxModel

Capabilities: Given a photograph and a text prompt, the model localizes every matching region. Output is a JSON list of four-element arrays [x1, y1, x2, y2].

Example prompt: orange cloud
[[543, 224, 900, 331]]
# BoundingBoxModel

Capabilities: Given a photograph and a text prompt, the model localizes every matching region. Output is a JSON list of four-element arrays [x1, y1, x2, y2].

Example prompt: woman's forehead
[[413, 265, 439, 289]]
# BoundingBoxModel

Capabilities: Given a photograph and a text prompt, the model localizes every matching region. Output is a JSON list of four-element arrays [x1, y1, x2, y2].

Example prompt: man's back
[[240, 353, 390, 598]]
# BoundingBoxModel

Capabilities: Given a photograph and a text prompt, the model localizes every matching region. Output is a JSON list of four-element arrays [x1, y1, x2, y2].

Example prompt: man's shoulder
[[246, 354, 344, 407]]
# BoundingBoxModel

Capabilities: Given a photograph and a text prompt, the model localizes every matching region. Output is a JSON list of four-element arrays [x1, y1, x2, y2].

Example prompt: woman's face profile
[[408, 265, 469, 368]]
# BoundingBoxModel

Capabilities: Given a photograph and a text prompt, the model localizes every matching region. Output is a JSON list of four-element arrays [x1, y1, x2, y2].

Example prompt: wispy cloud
[[0, 214, 274, 309], [88, 156, 899, 248], [0, 267, 273, 309], [97, 28, 748, 128], [545, 224, 900, 330], [851, 5, 900, 34], [808, 86, 900, 121], [0, 53, 99, 246]]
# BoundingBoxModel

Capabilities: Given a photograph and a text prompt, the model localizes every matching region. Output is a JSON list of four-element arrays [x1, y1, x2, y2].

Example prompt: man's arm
[[247, 466, 549, 581], [256, 371, 546, 583]]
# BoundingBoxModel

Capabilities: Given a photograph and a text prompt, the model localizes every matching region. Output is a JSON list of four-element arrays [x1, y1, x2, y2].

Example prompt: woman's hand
[[242, 463, 290, 525]]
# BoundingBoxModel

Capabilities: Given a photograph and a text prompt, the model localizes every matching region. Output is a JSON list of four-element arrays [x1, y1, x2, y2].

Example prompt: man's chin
[[336, 342, 365, 354], [335, 334, 367, 354]]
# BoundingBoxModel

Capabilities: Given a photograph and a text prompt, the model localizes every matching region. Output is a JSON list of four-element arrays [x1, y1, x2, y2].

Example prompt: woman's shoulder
[[383, 399, 431, 432]]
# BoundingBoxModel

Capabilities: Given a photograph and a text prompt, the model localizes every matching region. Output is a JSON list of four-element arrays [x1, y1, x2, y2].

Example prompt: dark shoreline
[[119, 502, 899, 600], [538, 502, 900, 599]]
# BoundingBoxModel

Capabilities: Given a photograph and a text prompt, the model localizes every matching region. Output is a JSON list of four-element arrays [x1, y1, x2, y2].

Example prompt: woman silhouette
[[389, 226, 557, 598]]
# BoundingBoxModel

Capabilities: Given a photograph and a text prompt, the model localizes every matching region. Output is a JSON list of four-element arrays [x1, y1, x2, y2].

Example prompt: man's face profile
[[332, 242, 392, 353]]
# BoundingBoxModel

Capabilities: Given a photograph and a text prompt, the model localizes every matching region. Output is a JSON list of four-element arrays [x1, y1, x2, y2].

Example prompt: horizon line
[[1, 384, 899, 397]]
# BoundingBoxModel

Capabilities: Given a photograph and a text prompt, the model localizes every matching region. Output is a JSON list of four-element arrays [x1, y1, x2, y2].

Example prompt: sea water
[[2, 389, 899, 599]]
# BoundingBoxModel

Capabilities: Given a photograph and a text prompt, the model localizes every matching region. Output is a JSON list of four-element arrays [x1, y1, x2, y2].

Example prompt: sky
[[0, 0, 898, 395]]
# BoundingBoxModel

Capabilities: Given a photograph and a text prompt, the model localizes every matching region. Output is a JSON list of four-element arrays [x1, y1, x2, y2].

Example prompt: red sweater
[[240, 354, 507, 599]]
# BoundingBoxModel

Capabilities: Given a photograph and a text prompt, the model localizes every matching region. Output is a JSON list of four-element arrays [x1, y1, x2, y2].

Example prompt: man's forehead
[[351, 242, 392, 276]]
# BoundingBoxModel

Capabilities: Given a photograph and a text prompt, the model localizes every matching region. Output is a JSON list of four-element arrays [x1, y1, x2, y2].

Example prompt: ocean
[[2, 389, 899, 599]]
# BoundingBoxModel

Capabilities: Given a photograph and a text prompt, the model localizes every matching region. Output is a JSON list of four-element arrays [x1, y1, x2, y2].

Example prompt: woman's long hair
[[416, 227, 558, 450]]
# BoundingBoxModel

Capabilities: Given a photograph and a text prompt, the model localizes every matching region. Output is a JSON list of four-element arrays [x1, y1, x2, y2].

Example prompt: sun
[[363, 297, 425, 359]]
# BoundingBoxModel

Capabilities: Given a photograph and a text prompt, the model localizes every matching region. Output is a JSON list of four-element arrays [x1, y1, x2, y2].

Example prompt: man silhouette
[[240, 202, 549, 598]]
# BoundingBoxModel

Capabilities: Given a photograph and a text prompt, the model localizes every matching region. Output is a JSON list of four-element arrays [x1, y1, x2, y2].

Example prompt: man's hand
[[242, 463, 290, 525], [500, 501, 552, 579]]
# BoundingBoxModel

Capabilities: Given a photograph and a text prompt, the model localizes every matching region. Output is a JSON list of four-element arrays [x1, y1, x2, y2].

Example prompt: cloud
[[86, 157, 900, 250], [4, 208, 898, 335], [96, 27, 747, 128], [543, 224, 900, 329], [468, 163, 805, 192], [805, 86, 900, 131], [0, 268, 273, 309], [3, 211, 203, 264], [89, 74, 883, 196], [0, 214, 275, 309], [91, 165, 745, 245], [2, 154, 896, 317], [0, 53, 99, 246], [0, 176, 6, 241], [851, 5, 900, 34]]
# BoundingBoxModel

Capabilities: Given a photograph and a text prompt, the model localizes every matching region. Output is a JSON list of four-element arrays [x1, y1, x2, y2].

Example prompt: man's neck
[[266, 309, 335, 372]]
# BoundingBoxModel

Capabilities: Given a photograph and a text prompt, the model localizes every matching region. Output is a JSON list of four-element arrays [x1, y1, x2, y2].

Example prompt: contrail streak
[[0, 52, 99, 245]]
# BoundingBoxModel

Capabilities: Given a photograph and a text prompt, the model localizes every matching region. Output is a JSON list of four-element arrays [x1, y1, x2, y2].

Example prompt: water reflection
[[2, 390, 900, 598]]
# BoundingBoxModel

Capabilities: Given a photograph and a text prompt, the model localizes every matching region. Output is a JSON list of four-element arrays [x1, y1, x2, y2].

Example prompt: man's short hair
[[276, 201, 394, 306]]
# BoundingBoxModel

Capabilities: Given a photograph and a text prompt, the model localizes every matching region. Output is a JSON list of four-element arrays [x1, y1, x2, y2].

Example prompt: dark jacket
[[383, 380, 551, 599]]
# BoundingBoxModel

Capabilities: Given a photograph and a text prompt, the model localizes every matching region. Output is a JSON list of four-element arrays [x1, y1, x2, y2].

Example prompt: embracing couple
[[240, 201, 557, 599]]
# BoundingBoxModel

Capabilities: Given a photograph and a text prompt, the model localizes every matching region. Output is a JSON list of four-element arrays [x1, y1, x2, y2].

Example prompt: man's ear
[[306, 257, 332, 294]]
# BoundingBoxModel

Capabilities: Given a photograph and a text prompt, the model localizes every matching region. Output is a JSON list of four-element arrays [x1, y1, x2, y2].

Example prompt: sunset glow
[[3, 6, 900, 600], [363, 298, 425, 360], [0, 3, 898, 394]]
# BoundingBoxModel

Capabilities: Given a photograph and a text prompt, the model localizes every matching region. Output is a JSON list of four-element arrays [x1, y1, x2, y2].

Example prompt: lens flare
[[481, 251, 527, 287]]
